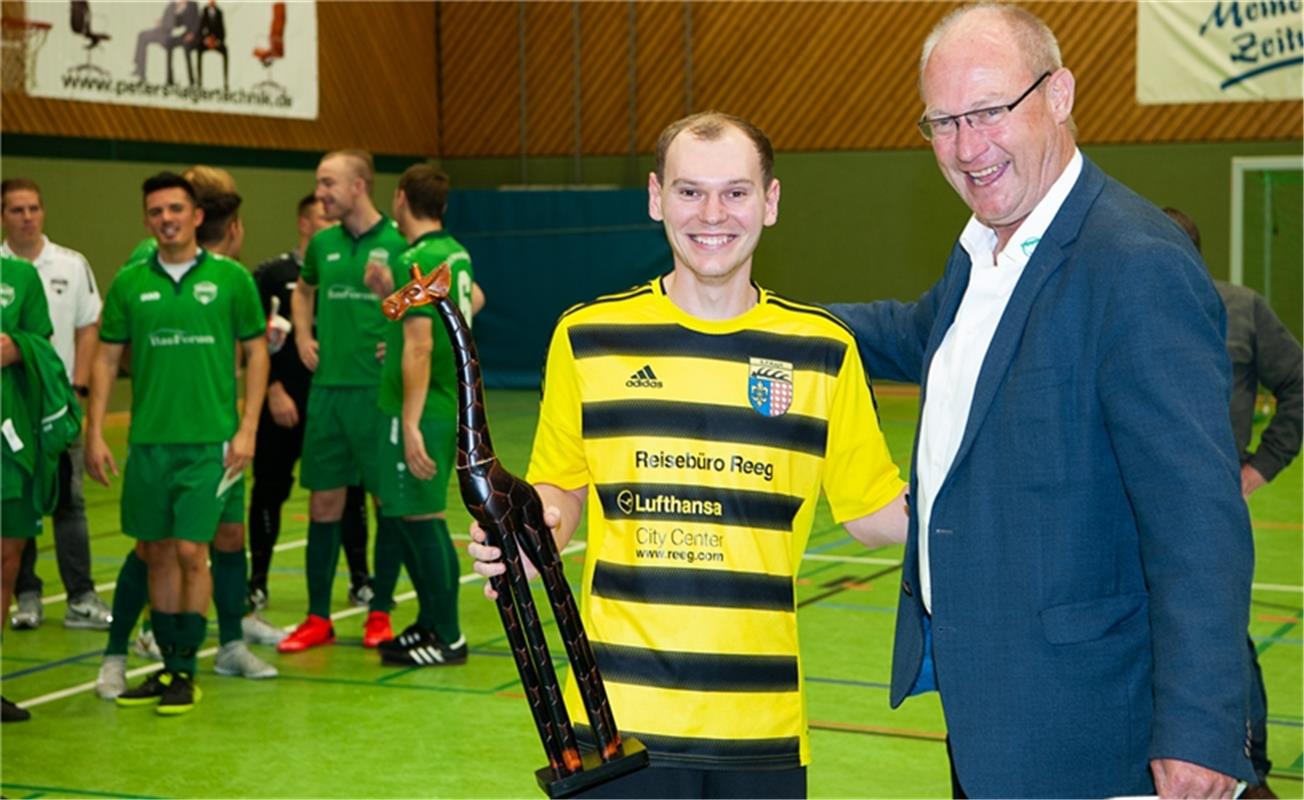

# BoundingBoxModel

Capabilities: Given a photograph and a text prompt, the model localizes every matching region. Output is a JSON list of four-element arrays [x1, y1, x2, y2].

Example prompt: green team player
[[362, 164, 483, 666], [279, 149, 410, 653], [1, 253, 77, 723], [85, 173, 269, 716]]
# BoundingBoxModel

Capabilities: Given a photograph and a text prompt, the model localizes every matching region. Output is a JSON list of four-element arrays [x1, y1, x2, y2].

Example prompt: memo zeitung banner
[[1137, 0, 1304, 103], [22, 0, 318, 119]]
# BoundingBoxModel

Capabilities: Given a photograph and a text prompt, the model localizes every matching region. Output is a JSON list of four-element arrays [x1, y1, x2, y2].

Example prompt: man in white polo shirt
[[1, 178, 112, 632]]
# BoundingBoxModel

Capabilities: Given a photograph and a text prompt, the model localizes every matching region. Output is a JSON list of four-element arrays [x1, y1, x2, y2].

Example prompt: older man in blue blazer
[[831, 4, 1253, 798]]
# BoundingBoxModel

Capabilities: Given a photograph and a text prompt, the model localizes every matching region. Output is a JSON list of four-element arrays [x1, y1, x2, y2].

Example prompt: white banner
[[1137, 0, 1303, 104], [22, 0, 317, 119]]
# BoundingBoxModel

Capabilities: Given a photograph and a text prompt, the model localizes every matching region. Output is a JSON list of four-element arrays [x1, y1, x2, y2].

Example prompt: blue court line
[[2, 648, 102, 680], [1268, 716, 1304, 728], [806, 675, 891, 690]]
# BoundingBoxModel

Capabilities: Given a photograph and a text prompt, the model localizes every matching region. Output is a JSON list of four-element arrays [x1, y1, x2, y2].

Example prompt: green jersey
[[1, 255, 54, 497], [126, 238, 157, 264], [300, 215, 407, 388], [100, 249, 265, 445], [379, 231, 473, 419]]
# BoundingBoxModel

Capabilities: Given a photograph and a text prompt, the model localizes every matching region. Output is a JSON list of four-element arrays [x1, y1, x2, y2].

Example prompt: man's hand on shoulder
[[1150, 758, 1238, 799]]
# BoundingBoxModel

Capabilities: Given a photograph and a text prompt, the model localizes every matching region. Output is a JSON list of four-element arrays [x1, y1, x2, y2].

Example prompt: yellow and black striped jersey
[[527, 276, 904, 770]]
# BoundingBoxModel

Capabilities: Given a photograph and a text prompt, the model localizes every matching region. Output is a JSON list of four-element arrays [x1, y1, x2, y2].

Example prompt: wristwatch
[[72, 384, 90, 398]]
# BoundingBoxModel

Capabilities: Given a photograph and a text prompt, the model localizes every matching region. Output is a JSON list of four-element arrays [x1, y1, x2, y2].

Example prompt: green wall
[[3, 135, 1299, 362]]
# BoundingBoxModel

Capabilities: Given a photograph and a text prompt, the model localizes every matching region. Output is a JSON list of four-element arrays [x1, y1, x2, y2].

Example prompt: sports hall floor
[[2, 388, 1300, 799]]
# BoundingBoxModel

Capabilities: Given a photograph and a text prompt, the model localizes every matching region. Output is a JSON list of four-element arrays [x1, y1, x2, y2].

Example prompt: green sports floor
[[2, 389, 1301, 799]]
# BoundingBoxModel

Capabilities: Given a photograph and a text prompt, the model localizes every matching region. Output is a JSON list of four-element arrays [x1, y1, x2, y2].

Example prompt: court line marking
[[15, 540, 585, 710]]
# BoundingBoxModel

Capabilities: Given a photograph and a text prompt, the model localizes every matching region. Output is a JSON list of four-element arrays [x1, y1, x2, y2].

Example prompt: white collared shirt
[[915, 149, 1083, 613], [1, 235, 102, 382]]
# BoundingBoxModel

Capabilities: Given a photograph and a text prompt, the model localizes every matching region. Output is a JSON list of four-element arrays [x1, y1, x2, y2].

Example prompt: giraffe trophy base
[[536, 738, 649, 798]]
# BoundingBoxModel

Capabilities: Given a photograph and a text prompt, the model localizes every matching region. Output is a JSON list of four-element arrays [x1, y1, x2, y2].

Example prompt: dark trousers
[[16, 444, 94, 599], [1247, 635, 1272, 784], [576, 765, 806, 799], [194, 43, 228, 91], [248, 409, 370, 593]]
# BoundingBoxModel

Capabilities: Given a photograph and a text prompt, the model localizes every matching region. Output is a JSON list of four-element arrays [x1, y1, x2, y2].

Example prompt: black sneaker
[[377, 623, 424, 656], [157, 671, 202, 716], [381, 630, 468, 667], [1, 696, 30, 722], [116, 670, 169, 707]]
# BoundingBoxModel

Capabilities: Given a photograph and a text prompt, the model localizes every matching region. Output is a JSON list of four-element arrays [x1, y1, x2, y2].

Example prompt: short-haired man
[[469, 112, 908, 798], [248, 194, 372, 613], [1164, 206, 1301, 800], [86, 173, 268, 715], [830, 5, 1254, 796], [1, 178, 111, 632], [363, 164, 484, 666], [279, 149, 410, 653]]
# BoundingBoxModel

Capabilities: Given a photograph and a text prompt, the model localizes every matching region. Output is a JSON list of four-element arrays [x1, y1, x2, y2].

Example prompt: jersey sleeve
[[449, 252, 474, 328], [822, 339, 905, 522], [525, 319, 589, 491], [20, 268, 53, 339], [233, 266, 267, 340], [99, 272, 131, 343], [300, 234, 322, 286], [73, 252, 103, 328]]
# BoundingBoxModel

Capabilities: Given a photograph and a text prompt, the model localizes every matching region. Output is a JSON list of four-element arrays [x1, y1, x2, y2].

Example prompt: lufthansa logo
[[616, 489, 635, 514]]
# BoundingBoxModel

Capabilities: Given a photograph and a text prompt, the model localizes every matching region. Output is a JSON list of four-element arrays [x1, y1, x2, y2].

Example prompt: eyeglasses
[[917, 71, 1052, 141]]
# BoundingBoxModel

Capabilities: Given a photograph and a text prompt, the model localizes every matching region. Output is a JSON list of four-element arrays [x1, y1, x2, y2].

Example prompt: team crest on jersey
[[193, 281, 218, 305], [0, 284, 13, 308], [748, 357, 794, 417]]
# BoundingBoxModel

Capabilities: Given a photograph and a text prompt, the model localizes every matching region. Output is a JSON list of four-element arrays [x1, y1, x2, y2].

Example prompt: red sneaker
[[362, 611, 393, 648], [276, 615, 335, 653]]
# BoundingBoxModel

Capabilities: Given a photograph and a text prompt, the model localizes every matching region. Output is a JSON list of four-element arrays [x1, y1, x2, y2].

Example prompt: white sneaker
[[241, 613, 287, 646], [65, 592, 113, 630], [96, 655, 128, 699], [214, 641, 277, 679], [10, 592, 43, 630], [131, 628, 163, 661]]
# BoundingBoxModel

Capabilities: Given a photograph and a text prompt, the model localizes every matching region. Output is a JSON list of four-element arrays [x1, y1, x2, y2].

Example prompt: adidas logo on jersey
[[626, 365, 663, 389]]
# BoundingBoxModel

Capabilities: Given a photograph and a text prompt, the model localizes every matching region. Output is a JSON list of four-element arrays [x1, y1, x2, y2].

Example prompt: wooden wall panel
[[439, 2, 518, 158], [4, 1, 1298, 159], [2, 2, 440, 156], [578, 2, 630, 157]]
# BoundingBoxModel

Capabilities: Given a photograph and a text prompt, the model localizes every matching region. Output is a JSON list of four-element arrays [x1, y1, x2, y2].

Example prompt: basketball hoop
[[1, 16, 52, 93]]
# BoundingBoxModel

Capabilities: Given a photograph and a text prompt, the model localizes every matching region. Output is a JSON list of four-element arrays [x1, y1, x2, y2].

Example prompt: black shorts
[[575, 764, 806, 799]]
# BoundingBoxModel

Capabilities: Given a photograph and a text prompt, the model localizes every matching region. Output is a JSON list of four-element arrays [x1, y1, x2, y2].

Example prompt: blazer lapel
[[939, 157, 1106, 484]]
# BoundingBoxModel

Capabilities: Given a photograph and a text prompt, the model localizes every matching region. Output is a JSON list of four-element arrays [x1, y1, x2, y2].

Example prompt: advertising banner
[[1137, 0, 1303, 104], [22, 0, 317, 119]]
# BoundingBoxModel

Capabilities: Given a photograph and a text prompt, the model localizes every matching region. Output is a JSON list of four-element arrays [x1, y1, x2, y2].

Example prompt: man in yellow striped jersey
[[470, 112, 909, 798]]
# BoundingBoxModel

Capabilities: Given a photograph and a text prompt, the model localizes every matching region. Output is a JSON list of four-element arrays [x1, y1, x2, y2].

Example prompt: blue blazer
[[832, 157, 1254, 797]]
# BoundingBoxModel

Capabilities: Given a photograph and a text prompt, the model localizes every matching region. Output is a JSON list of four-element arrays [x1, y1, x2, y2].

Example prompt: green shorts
[[1, 471, 41, 539], [300, 386, 384, 493], [122, 443, 225, 542], [376, 415, 456, 518], [221, 471, 245, 525]]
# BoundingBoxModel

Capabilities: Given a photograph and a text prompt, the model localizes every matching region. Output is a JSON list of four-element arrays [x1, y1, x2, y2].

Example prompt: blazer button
[[902, 580, 913, 596]]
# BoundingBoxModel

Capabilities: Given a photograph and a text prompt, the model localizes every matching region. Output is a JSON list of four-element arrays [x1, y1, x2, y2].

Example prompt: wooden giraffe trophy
[[382, 263, 647, 797]]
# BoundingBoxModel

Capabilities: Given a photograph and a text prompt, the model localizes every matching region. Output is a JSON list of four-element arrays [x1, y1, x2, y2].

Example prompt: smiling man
[[281, 149, 409, 654], [85, 172, 268, 715], [468, 111, 908, 798], [830, 4, 1253, 797]]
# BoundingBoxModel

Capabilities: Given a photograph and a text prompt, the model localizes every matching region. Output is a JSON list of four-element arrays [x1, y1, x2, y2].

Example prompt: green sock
[[152, 609, 180, 672], [211, 548, 248, 645], [176, 612, 207, 676], [306, 520, 342, 618], [105, 550, 149, 656], [370, 515, 404, 613], [405, 518, 461, 643]]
